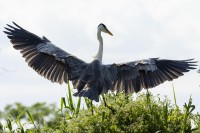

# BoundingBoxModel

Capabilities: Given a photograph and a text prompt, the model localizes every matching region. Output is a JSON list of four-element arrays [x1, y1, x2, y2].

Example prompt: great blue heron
[[4, 22, 196, 102]]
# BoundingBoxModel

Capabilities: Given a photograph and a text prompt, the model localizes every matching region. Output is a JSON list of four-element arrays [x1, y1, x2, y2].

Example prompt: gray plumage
[[4, 22, 197, 102]]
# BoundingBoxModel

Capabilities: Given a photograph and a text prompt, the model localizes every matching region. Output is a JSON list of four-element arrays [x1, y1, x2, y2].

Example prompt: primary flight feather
[[4, 22, 197, 102]]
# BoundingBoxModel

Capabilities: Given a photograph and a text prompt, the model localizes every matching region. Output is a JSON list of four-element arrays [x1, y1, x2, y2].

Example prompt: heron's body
[[4, 22, 196, 102]]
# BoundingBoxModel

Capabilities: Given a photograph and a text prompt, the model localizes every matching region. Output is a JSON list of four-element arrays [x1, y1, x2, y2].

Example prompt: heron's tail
[[73, 88, 99, 102]]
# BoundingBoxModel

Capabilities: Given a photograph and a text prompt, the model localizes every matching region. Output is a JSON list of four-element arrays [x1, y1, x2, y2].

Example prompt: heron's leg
[[102, 94, 107, 107], [102, 94, 116, 114], [90, 100, 94, 115], [146, 89, 151, 104]]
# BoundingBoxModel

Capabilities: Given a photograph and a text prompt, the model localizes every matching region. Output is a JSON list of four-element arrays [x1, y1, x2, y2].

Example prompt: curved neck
[[95, 30, 103, 62]]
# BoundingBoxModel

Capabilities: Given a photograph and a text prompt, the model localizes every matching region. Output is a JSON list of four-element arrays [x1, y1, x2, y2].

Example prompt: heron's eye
[[102, 24, 107, 29]]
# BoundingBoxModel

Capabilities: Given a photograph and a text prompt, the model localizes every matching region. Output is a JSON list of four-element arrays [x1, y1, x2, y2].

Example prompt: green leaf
[[20, 127, 25, 133], [84, 97, 91, 109], [172, 83, 177, 107], [6, 119, 13, 132], [75, 97, 81, 117], [102, 111, 105, 122], [60, 97, 67, 110], [15, 111, 25, 128], [26, 110, 36, 128], [67, 82, 75, 111], [163, 103, 168, 128]]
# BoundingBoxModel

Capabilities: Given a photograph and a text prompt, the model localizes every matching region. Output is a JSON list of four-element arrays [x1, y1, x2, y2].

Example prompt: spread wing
[[103, 58, 196, 94], [4, 22, 87, 84]]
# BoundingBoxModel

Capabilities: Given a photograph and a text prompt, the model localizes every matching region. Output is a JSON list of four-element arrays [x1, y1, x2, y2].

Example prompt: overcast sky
[[0, 0, 200, 112]]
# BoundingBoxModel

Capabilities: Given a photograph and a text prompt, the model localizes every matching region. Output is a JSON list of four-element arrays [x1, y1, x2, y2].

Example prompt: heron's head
[[98, 23, 113, 36]]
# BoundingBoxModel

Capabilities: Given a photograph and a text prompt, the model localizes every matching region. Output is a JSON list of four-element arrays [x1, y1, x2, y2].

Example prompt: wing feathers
[[4, 22, 86, 84], [105, 58, 196, 94]]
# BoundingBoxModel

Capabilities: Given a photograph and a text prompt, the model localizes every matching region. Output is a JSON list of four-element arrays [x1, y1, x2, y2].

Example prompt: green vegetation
[[0, 85, 199, 133]]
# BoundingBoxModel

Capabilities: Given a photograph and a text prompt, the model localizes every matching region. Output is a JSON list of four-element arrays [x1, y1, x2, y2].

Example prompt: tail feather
[[73, 89, 99, 102]]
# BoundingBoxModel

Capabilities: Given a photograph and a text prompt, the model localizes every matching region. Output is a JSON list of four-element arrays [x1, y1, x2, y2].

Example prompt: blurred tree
[[2, 102, 60, 128]]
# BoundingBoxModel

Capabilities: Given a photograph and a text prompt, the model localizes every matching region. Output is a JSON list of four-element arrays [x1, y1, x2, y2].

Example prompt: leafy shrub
[[0, 87, 199, 133], [63, 92, 198, 133]]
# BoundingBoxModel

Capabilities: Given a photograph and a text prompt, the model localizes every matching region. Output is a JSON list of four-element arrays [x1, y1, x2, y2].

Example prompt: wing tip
[[12, 21, 23, 29], [4, 22, 24, 32]]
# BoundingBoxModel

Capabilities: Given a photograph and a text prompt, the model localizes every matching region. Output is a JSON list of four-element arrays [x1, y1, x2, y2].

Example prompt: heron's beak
[[106, 29, 113, 36]]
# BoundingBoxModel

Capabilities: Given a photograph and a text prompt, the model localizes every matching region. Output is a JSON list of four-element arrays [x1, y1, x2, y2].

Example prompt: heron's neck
[[95, 30, 103, 62]]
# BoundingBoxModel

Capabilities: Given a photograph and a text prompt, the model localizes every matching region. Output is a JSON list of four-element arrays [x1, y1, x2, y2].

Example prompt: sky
[[0, 0, 200, 112]]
